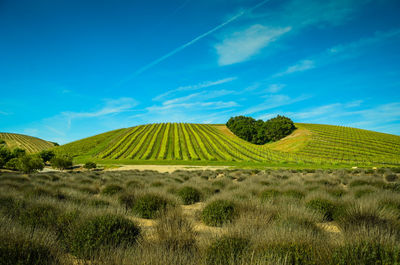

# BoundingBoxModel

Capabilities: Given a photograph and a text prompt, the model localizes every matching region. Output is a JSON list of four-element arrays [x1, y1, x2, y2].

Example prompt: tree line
[[0, 142, 73, 173], [226, 115, 296, 145]]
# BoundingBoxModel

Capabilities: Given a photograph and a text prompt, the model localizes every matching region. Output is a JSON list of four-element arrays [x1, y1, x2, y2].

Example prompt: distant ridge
[[0, 132, 56, 153], [55, 123, 400, 165]]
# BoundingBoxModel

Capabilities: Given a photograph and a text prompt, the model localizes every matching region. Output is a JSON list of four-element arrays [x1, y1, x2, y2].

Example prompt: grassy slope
[[0, 132, 55, 153], [54, 123, 400, 166]]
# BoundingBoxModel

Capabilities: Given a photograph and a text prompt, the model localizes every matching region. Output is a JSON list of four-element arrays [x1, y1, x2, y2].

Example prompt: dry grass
[[0, 167, 400, 264]]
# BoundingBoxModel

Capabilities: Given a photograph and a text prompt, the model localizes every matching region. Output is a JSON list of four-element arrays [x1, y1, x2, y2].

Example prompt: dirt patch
[[106, 165, 230, 173], [316, 222, 341, 233]]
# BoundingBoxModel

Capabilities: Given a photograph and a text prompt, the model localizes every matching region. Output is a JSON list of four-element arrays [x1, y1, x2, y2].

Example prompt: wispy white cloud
[[285, 101, 400, 134], [273, 28, 400, 77], [266, 84, 285, 93], [0, 110, 9, 115], [117, 0, 272, 83], [280, 0, 371, 28], [147, 101, 238, 112], [62, 97, 137, 120], [274, 60, 315, 77], [153, 77, 237, 101], [60, 97, 138, 129], [215, 25, 291, 66], [242, 94, 310, 115]]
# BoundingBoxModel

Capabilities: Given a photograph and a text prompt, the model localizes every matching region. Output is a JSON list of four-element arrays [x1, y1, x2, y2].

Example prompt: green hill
[[55, 123, 400, 166], [0, 132, 56, 153]]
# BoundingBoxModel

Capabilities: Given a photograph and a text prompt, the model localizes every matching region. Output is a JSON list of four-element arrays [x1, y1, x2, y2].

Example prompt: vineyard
[[0, 132, 56, 153], [55, 123, 400, 165], [288, 123, 400, 165]]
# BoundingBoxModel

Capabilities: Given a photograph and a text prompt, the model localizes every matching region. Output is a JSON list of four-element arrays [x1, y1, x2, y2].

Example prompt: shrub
[[0, 146, 12, 165], [259, 189, 280, 201], [132, 193, 169, 219], [264, 242, 318, 265], [306, 198, 341, 221], [118, 193, 136, 212], [332, 241, 400, 265], [69, 215, 140, 258], [0, 234, 61, 265], [11, 148, 26, 158], [206, 236, 249, 265], [89, 199, 110, 208], [39, 150, 55, 163], [5, 158, 19, 170], [17, 155, 45, 174], [101, 184, 124, 195], [84, 161, 97, 170], [226, 115, 295, 144], [18, 203, 61, 229], [282, 189, 305, 199], [155, 209, 197, 251], [50, 155, 73, 170], [354, 188, 375, 198], [385, 174, 398, 182], [177, 186, 201, 205], [126, 180, 144, 189], [202, 200, 236, 227], [337, 204, 399, 234]]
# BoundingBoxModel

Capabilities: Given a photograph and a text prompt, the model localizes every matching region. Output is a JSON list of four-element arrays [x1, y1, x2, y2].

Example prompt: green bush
[[306, 198, 341, 221], [331, 241, 400, 265], [101, 184, 124, 195], [39, 150, 55, 163], [282, 189, 305, 199], [118, 193, 135, 212], [11, 148, 26, 158], [264, 242, 318, 265], [202, 200, 236, 227], [0, 235, 61, 265], [18, 203, 61, 229], [69, 214, 140, 258], [337, 204, 399, 233], [259, 189, 280, 201], [385, 174, 398, 182], [132, 193, 169, 219], [84, 161, 97, 169], [155, 209, 197, 251], [17, 155, 45, 174], [177, 186, 201, 205], [5, 158, 19, 170], [206, 236, 249, 265], [126, 180, 144, 189], [50, 155, 73, 170], [226, 115, 295, 144], [89, 199, 110, 208], [354, 188, 375, 198]]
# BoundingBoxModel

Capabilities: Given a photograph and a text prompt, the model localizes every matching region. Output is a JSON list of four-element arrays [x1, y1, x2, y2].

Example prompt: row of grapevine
[[58, 122, 399, 165]]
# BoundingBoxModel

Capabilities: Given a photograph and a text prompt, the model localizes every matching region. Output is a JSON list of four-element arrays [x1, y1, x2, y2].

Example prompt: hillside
[[0, 132, 56, 153], [55, 123, 400, 165]]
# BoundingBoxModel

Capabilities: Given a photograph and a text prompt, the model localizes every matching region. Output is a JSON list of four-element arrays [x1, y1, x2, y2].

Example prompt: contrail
[[118, 0, 271, 84]]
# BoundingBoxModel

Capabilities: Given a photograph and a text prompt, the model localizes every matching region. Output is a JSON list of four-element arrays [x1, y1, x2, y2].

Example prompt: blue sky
[[0, 0, 399, 144]]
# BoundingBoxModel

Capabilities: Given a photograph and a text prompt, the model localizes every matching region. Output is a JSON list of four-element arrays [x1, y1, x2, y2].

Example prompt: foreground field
[[0, 132, 56, 153], [1, 168, 400, 264], [55, 123, 400, 166]]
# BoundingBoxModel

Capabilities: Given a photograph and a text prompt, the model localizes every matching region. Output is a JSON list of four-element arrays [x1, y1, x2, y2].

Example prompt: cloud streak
[[62, 97, 138, 128], [242, 94, 310, 115], [215, 25, 291, 65], [118, 0, 272, 84], [153, 77, 237, 101], [273, 28, 400, 77]]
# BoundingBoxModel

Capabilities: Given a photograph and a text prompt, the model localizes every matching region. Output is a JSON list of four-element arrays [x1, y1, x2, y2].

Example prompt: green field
[[0, 132, 56, 153], [54, 123, 400, 166]]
